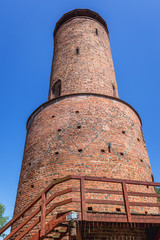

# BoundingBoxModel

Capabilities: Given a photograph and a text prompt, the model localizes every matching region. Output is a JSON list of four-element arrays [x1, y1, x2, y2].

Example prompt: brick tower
[[4, 9, 160, 240]]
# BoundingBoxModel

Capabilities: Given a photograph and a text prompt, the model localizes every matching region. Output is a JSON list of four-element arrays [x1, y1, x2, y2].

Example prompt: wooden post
[[40, 192, 46, 237], [77, 222, 82, 240], [155, 229, 160, 240], [80, 177, 86, 221], [122, 182, 132, 223]]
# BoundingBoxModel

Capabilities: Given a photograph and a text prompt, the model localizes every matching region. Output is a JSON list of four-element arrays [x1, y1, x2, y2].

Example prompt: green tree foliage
[[0, 203, 9, 239], [155, 187, 160, 203]]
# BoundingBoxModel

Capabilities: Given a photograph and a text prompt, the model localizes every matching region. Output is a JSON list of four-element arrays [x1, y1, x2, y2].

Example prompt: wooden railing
[[1, 175, 160, 239]]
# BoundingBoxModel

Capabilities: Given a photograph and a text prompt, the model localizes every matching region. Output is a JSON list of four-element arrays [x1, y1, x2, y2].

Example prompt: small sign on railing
[[66, 211, 79, 221]]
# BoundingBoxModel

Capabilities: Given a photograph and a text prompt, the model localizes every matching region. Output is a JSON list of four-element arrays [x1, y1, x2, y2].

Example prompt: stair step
[[46, 232, 61, 239], [52, 233, 60, 238], [54, 226, 67, 233], [59, 223, 68, 227]]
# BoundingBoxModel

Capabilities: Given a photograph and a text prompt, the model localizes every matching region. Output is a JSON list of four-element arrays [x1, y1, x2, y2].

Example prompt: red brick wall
[[49, 17, 118, 100], [81, 222, 150, 240], [14, 95, 154, 216], [12, 10, 157, 239]]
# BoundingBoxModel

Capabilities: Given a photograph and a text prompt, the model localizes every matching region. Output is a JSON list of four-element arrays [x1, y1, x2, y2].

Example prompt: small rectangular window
[[76, 48, 79, 54]]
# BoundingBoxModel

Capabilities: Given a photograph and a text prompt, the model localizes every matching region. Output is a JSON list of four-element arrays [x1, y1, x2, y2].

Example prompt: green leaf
[[0, 203, 9, 239]]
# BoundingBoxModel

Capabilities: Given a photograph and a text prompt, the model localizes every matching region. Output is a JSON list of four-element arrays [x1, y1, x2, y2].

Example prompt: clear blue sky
[[0, 0, 160, 222]]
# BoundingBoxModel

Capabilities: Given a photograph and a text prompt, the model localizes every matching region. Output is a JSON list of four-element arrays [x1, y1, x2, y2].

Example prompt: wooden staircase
[[1, 175, 160, 240], [29, 213, 69, 240]]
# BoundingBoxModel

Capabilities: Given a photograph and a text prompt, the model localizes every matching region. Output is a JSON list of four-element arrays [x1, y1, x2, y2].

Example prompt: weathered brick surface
[[49, 17, 118, 100], [14, 95, 154, 217], [82, 222, 151, 240], [12, 10, 158, 239]]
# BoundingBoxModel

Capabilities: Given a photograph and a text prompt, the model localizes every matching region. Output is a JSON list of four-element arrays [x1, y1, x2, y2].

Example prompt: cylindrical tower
[[12, 9, 157, 240], [49, 10, 118, 99]]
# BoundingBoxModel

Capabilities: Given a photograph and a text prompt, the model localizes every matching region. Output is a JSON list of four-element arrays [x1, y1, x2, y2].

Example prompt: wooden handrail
[[1, 175, 160, 239], [81, 175, 160, 186], [0, 175, 72, 235], [85, 188, 160, 198], [40, 193, 46, 237]]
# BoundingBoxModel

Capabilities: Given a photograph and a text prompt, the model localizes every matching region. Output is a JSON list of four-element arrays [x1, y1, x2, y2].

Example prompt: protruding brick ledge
[[53, 9, 109, 36], [26, 93, 142, 131]]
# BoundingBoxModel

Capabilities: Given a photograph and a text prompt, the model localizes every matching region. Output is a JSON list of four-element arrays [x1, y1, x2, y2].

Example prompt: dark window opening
[[137, 138, 140, 142], [75, 111, 79, 114], [31, 184, 34, 188], [58, 129, 61, 132], [29, 163, 31, 166], [55, 151, 59, 155], [77, 125, 81, 129], [52, 80, 61, 98], [76, 48, 79, 54], [101, 149, 105, 153], [52, 115, 55, 118], [145, 211, 148, 214], [108, 143, 111, 153], [88, 206, 93, 211], [140, 159, 143, 162], [78, 149, 82, 152], [112, 84, 116, 97], [116, 208, 121, 212], [122, 131, 125, 134], [95, 28, 98, 35], [120, 152, 124, 156]]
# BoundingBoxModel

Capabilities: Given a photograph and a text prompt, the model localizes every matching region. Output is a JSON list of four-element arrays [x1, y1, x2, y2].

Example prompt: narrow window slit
[[55, 152, 59, 155], [112, 84, 116, 97], [101, 149, 105, 153], [95, 28, 98, 35], [76, 48, 79, 54], [52, 80, 61, 98], [78, 149, 82, 152], [108, 143, 111, 153], [58, 129, 61, 132]]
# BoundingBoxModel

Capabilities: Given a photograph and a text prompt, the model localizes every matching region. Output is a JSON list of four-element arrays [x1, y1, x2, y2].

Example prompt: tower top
[[53, 9, 109, 37], [49, 8, 118, 100]]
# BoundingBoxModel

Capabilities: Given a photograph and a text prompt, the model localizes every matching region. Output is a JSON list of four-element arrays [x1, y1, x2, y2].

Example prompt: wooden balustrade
[[0, 175, 160, 239]]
